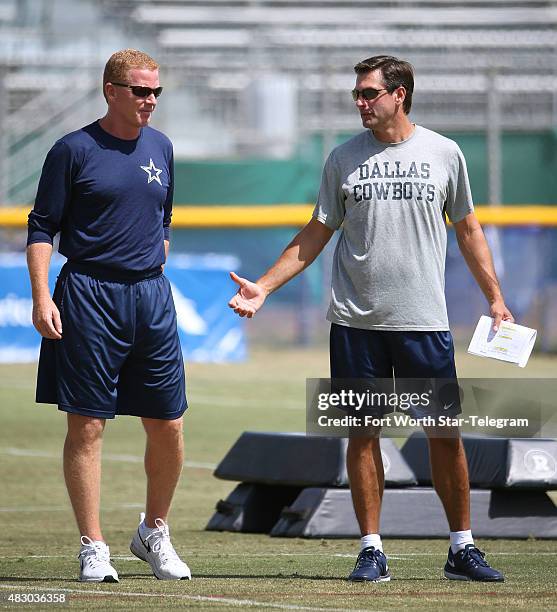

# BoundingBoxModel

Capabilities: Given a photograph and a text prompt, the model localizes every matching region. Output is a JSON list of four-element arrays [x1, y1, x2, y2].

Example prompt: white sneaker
[[130, 513, 191, 580], [78, 536, 119, 582]]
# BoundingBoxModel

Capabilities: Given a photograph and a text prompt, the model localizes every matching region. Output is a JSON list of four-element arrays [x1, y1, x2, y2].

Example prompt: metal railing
[[1, 74, 103, 203]]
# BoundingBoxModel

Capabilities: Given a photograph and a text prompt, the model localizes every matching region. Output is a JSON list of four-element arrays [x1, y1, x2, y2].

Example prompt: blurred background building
[[1, 0, 556, 353]]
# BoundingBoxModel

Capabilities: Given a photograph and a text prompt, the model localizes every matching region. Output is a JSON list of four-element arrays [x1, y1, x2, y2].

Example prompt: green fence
[[174, 131, 557, 206]]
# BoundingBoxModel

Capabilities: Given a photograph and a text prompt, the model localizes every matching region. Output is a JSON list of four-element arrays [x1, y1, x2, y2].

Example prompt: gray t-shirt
[[313, 125, 473, 331]]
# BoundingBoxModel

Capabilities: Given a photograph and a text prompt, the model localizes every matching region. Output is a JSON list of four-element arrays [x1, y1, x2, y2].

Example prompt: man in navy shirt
[[27, 49, 190, 582]]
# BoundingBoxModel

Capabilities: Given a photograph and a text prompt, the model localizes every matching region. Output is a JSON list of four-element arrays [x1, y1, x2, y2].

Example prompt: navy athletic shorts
[[329, 323, 461, 418], [36, 262, 187, 420]]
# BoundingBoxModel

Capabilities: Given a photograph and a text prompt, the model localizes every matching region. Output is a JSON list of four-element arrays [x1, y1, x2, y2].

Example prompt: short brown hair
[[103, 49, 159, 99], [354, 56, 414, 114]]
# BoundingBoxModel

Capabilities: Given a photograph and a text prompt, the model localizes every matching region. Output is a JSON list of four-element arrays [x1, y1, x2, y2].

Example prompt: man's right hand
[[32, 295, 63, 339], [228, 272, 267, 318]]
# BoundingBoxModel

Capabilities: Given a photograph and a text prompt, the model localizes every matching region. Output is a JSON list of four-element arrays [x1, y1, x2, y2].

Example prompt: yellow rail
[[171, 205, 313, 227], [2, 205, 557, 228]]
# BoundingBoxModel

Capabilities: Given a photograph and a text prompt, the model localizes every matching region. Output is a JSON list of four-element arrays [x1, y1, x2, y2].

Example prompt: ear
[[391, 85, 404, 107], [104, 82, 116, 102]]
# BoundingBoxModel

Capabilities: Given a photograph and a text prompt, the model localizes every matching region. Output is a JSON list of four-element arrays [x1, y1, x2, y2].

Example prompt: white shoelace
[[143, 518, 182, 566], [78, 536, 110, 569]]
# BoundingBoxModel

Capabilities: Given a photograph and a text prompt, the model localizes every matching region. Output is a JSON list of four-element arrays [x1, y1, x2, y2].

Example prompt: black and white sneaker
[[444, 544, 504, 582], [348, 546, 391, 582], [130, 513, 191, 580], [78, 536, 119, 582]]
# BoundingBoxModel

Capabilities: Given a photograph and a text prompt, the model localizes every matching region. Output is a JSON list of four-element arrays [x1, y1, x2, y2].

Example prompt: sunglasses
[[112, 82, 163, 98], [351, 87, 389, 101]]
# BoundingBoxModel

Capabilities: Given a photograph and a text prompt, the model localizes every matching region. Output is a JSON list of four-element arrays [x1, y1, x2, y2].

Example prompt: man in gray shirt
[[228, 56, 513, 583]]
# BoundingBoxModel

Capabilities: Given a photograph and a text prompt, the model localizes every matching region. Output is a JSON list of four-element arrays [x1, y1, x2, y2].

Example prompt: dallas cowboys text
[[353, 161, 435, 202]]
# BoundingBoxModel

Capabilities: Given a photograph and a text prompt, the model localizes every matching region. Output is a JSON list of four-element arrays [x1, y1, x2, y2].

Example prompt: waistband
[[64, 261, 163, 282]]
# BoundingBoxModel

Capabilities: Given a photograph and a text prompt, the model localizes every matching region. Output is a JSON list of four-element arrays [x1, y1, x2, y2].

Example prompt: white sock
[[360, 533, 383, 552], [450, 529, 474, 554]]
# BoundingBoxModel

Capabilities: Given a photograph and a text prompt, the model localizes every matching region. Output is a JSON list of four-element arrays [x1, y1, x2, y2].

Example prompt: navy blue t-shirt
[[27, 121, 174, 272]]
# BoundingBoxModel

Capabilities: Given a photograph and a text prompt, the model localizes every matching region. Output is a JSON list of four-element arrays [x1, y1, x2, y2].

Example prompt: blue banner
[[0, 253, 245, 363]]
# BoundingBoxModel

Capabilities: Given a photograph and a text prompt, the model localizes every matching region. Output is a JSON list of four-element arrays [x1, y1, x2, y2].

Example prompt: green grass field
[[1, 348, 557, 610]]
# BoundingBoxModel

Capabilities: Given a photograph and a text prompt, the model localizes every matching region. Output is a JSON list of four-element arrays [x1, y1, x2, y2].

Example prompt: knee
[[66, 415, 105, 447], [347, 432, 381, 455], [427, 432, 463, 454], [143, 416, 183, 442]]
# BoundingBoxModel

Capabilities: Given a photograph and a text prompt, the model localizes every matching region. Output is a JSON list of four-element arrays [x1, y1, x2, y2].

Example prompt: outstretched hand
[[228, 271, 267, 318]]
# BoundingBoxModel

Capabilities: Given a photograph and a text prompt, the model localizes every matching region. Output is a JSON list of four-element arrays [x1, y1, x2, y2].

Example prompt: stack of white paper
[[467, 316, 537, 368]]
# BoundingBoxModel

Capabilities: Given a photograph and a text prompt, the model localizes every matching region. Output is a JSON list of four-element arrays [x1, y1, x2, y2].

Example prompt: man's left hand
[[490, 299, 514, 331]]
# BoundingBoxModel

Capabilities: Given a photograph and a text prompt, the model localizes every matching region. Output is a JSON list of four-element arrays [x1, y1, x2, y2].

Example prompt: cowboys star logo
[[140, 159, 162, 185]]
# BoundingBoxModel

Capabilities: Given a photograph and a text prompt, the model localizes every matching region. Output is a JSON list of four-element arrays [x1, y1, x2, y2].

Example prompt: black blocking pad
[[214, 431, 417, 487], [205, 483, 303, 533], [270, 487, 557, 539], [400, 432, 557, 489]]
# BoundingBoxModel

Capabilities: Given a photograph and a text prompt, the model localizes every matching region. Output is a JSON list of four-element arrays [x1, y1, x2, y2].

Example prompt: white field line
[[192, 395, 303, 411], [337, 552, 557, 557], [0, 503, 144, 513], [0, 584, 377, 612], [0, 381, 304, 410], [0, 380, 35, 389], [0, 447, 215, 470], [0, 552, 555, 560]]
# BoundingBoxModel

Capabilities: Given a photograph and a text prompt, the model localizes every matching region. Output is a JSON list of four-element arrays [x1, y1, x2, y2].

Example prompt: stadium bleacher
[[1, 0, 556, 201], [105, 0, 557, 143]]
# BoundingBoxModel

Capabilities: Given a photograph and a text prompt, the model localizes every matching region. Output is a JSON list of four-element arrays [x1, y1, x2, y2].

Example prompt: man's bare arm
[[453, 213, 514, 330], [27, 242, 63, 339], [229, 218, 335, 317]]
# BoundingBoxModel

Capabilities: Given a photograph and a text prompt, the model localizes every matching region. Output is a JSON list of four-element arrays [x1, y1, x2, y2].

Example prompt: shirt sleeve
[[312, 150, 346, 230], [162, 147, 174, 241], [445, 145, 474, 223], [27, 140, 74, 246]]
